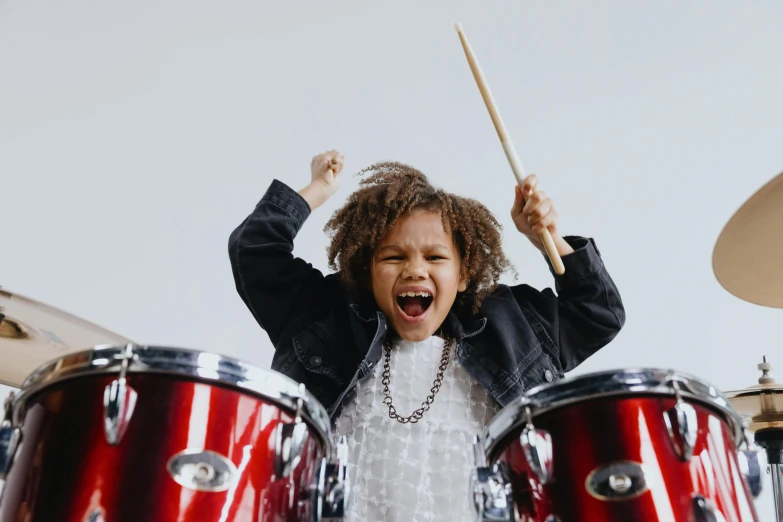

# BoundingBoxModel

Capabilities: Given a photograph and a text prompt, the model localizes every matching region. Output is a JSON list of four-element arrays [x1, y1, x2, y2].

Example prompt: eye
[[383, 256, 404, 261], [427, 256, 446, 261]]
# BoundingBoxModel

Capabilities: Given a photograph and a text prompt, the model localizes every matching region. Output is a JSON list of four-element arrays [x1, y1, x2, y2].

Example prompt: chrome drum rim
[[11, 344, 333, 453], [482, 367, 744, 460]]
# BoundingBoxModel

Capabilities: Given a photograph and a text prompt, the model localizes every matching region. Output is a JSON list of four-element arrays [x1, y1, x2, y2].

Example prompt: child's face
[[371, 210, 467, 342]]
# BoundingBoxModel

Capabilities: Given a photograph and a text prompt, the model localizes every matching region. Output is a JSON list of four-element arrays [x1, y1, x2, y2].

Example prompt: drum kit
[[0, 289, 350, 521], [0, 174, 779, 522], [0, 66, 782, 512]]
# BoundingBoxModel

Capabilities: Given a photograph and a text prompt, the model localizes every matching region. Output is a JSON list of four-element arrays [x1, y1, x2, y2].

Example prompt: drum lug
[[103, 344, 138, 445], [314, 435, 350, 521], [692, 494, 727, 522], [0, 392, 21, 484], [518, 400, 553, 484], [663, 373, 698, 461], [737, 428, 763, 498], [663, 401, 697, 461], [469, 435, 514, 522], [84, 508, 106, 522], [103, 380, 137, 445], [520, 426, 553, 484], [275, 383, 309, 479], [0, 426, 21, 481]]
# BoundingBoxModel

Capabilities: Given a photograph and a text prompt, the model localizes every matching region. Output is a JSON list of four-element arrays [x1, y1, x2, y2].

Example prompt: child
[[228, 150, 625, 521]]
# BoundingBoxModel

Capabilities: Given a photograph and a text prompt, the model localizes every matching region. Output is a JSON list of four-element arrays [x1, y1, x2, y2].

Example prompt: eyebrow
[[376, 244, 452, 254]]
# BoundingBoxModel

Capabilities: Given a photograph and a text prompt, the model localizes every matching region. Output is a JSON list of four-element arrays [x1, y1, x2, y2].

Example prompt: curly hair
[[323, 161, 515, 313]]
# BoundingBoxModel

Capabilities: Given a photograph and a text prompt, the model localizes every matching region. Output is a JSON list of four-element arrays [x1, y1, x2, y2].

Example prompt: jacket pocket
[[519, 351, 563, 392], [497, 348, 564, 404], [292, 323, 347, 387], [519, 307, 559, 362]]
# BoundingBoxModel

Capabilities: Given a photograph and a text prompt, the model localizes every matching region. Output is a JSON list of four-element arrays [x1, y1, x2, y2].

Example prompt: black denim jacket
[[228, 180, 625, 420]]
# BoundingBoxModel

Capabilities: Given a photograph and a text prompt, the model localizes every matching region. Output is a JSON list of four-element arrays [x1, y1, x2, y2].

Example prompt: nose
[[402, 259, 427, 280]]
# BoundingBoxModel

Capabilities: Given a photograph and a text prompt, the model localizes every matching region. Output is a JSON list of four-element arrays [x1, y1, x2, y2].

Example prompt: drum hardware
[[0, 391, 20, 490], [102, 343, 138, 445], [518, 397, 553, 485], [663, 372, 699, 462], [738, 426, 764, 498], [584, 461, 649, 501], [754, 429, 783, 522], [713, 168, 783, 520], [726, 356, 783, 432], [314, 435, 350, 521], [692, 495, 727, 522], [166, 449, 239, 493], [0, 427, 10, 482], [84, 507, 106, 522], [760, 357, 776, 384], [479, 368, 760, 521], [0, 393, 13, 474], [275, 383, 310, 479], [725, 357, 783, 521], [712, 169, 783, 308], [272, 382, 352, 520], [0, 344, 348, 520], [468, 434, 513, 522], [736, 449, 762, 497]]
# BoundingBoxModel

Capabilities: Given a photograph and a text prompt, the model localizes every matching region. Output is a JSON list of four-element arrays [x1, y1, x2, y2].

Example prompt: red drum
[[0, 344, 348, 521], [469, 368, 763, 522]]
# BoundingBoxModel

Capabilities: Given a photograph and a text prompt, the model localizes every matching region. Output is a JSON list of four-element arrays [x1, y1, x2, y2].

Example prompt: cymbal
[[725, 356, 783, 432], [713, 169, 783, 308], [0, 287, 133, 388]]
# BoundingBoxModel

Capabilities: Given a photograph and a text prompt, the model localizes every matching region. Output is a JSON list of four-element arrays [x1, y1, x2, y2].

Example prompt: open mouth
[[396, 291, 434, 318]]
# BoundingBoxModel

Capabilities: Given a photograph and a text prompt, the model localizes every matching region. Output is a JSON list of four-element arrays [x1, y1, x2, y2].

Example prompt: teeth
[[397, 291, 432, 297]]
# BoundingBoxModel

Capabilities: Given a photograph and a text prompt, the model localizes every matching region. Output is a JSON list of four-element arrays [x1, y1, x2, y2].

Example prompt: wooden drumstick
[[454, 23, 565, 275]]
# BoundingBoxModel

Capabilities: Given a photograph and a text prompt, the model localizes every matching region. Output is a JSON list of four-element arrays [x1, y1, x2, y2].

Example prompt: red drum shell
[[0, 373, 325, 522], [491, 394, 759, 522]]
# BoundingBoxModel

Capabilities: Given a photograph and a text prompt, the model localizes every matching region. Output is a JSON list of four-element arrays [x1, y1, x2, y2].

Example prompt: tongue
[[401, 297, 427, 317]]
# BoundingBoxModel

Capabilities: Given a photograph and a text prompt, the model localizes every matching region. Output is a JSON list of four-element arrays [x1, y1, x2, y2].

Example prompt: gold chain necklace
[[381, 338, 452, 424]]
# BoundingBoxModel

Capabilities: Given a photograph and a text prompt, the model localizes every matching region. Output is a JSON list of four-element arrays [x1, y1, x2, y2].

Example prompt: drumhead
[[10, 344, 333, 451], [482, 368, 744, 459]]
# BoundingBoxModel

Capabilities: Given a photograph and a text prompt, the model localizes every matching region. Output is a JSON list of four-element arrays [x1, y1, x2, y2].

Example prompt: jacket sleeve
[[511, 236, 625, 372], [228, 179, 329, 346]]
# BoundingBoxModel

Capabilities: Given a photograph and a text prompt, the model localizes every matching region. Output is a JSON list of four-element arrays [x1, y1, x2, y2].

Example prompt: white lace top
[[333, 336, 499, 522]]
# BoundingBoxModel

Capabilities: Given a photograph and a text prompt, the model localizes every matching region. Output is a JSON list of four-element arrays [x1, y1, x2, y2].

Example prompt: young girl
[[228, 150, 625, 521]]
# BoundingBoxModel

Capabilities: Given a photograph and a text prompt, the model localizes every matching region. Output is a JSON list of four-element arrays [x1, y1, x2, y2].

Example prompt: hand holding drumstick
[[454, 23, 567, 274], [511, 174, 574, 258]]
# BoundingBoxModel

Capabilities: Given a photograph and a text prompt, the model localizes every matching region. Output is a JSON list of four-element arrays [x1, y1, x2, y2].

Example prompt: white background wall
[[1, 1, 781, 518]]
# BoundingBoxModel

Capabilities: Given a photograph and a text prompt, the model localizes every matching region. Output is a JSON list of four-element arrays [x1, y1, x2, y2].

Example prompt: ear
[[458, 275, 468, 293]]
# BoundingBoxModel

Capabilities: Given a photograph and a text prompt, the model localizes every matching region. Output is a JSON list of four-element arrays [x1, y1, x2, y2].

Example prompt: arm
[[512, 235, 625, 371], [228, 151, 345, 346], [229, 180, 321, 345], [509, 174, 625, 371]]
